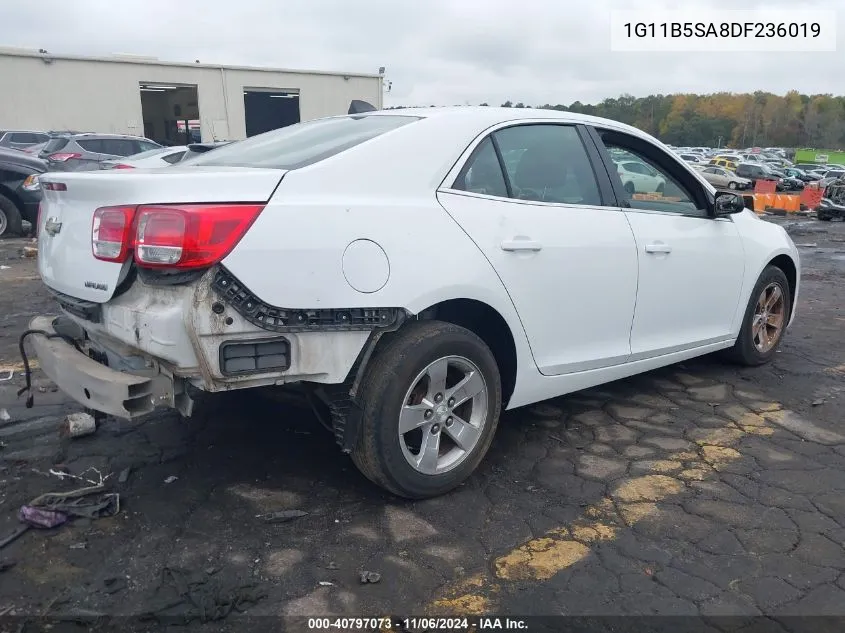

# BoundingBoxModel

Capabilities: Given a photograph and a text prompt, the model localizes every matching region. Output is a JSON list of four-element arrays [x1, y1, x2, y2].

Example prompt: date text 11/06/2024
[[307, 617, 529, 630], [623, 22, 822, 38]]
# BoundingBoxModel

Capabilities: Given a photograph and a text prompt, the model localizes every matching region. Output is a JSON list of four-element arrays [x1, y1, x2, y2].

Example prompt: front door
[[591, 128, 746, 358], [437, 122, 639, 375]]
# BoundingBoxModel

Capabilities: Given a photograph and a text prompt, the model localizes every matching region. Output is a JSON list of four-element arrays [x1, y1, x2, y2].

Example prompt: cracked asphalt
[[0, 215, 844, 629]]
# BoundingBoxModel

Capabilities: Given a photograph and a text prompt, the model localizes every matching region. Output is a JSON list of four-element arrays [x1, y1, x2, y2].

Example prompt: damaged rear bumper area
[[24, 315, 191, 419]]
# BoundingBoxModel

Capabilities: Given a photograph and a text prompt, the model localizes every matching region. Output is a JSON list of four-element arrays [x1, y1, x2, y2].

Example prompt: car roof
[[367, 106, 658, 143], [70, 133, 152, 140]]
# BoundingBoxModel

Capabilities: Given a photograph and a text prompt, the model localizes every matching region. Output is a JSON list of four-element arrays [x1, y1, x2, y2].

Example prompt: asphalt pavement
[[0, 215, 844, 631]]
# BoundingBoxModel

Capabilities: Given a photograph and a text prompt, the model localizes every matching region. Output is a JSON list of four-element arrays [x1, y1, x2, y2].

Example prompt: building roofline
[[0, 47, 383, 79]]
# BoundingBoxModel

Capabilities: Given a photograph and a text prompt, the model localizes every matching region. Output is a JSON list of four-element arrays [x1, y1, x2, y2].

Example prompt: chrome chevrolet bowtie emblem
[[44, 218, 62, 236]]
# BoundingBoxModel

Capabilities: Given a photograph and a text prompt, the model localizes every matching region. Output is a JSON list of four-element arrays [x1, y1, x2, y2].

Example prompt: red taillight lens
[[43, 181, 67, 191], [134, 204, 264, 269], [112, 164, 135, 169], [48, 152, 82, 162], [92, 206, 135, 262]]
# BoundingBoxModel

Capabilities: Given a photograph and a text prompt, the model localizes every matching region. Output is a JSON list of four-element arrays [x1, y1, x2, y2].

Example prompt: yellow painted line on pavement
[[0, 360, 38, 373], [431, 397, 783, 615]]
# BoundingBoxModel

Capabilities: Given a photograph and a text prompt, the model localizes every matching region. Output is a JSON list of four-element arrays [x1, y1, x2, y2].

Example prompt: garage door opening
[[140, 83, 201, 145], [243, 89, 300, 137]]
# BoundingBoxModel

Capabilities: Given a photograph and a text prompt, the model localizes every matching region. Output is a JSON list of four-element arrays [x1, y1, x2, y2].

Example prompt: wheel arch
[[767, 253, 798, 317], [413, 298, 518, 408]]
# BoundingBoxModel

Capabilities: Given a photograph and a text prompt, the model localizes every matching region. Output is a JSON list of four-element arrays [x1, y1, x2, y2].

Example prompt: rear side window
[[98, 139, 137, 156], [494, 124, 602, 205], [9, 132, 39, 144], [43, 138, 70, 153], [184, 115, 420, 169], [453, 138, 508, 198], [77, 139, 105, 153]]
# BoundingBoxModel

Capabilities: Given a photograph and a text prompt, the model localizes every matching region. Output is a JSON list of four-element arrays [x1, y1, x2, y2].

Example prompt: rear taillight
[[112, 164, 135, 169], [134, 204, 263, 269], [43, 181, 67, 191], [92, 206, 135, 262], [90, 203, 263, 269], [36, 203, 43, 238], [48, 152, 82, 162]]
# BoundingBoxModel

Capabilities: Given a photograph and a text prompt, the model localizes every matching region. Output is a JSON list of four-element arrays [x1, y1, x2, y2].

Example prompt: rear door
[[589, 126, 745, 358], [437, 122, 639, 375]]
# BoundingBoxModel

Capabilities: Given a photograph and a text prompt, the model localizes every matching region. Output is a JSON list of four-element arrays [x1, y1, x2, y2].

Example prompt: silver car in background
[[39, 133, 161, 171]]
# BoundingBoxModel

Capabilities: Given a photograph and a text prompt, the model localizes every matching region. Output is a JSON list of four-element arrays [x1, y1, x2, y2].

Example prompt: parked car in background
[[0, 130, 52, 151], [178, 141, 234, 162], [39, 133, 161, 171], [819, 169, 845, 188], [699, 166, 751, 190], [708, 158, 738, 171], [100, 146, 189, 169], [782, 167, 820, 184], [26, 106, 800, 498], [0, 147, 46, 236], [767, 168, 805, 192], [678, 153, 704, 164], [816, 196, 845, 222], [615, 159, 667, 193], [735, 162, 779, 187]]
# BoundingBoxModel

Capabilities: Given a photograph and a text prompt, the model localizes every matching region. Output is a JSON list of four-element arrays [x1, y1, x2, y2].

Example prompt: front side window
[[493, 124, 602, 205], [597, 130, 703, 216]]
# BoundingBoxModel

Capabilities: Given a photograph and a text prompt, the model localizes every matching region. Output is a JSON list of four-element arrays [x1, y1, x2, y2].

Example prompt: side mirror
[[713, 192, 746, 216]]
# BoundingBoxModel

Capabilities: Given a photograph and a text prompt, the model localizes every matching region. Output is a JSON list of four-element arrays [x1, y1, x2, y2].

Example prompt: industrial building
[[0, 48, 384, 145]]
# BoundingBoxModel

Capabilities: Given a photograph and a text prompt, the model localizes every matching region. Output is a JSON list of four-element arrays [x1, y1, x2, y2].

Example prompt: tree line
[[386, 91, 845, 149]]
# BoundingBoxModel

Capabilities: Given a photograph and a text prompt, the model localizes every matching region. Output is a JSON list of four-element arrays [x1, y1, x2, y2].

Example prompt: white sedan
[[29, 106, 800, 499]]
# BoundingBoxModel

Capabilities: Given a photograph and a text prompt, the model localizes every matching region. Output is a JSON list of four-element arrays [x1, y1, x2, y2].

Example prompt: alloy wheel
[[398, 355, 488, 475], [752, 282, 786, 353]]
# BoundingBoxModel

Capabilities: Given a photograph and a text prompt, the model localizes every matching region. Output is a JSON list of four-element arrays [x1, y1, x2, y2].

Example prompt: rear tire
[[0, 194, 23, 238], [817, 212, 832, 221], [724, 265, 791, 366], [728, 181, 737, 190], [624, 182, 635, 195], [351, 320, 502, 499]]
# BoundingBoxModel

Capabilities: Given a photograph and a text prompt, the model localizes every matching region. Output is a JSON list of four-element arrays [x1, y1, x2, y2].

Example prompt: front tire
[[724, 265, 791, 366], [351, 320, 502, 499], [728, 181, 738, 190]]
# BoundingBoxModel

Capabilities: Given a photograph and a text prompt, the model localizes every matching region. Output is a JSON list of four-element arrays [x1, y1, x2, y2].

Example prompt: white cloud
[[1, 0, 842, 107]]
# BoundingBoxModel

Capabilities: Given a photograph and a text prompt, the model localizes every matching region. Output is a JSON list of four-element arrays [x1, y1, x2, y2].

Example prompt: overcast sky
[[1, 0, 841, 107]]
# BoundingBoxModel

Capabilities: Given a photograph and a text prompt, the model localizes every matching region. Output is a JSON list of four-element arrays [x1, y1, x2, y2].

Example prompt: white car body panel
[[33, 106, 800, 417], [623, 210, 745, 356], [435, 191, 638, 375]]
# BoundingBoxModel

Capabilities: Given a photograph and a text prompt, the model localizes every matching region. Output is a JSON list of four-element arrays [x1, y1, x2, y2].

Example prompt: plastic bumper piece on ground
[[28, 315, 169, 419]]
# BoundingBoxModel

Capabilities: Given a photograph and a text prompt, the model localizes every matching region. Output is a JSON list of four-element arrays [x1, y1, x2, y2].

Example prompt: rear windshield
[[183, 115, 420, 170], [43, 138, 70, 153]]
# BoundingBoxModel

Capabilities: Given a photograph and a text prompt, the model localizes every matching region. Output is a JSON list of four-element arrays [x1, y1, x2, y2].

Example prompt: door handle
[[501, 239, 543, 252], [645, 243, 672, 254]]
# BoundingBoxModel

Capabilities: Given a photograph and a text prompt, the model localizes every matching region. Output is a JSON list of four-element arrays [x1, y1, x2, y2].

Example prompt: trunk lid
[[37, 166, 285, 302]]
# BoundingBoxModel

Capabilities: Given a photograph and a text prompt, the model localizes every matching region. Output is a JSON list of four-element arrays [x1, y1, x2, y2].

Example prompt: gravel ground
[[0, 215, 844, 631]]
